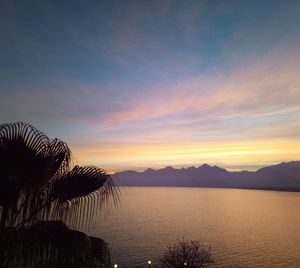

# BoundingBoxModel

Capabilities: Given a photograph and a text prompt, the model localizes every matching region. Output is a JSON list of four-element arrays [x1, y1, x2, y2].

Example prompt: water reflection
[[88, 187, 300, 267]]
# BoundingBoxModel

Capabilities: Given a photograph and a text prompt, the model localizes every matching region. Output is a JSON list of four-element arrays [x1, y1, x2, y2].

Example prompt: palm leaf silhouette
[[51, 165, 119, 228], [0, 122, 119, 267]]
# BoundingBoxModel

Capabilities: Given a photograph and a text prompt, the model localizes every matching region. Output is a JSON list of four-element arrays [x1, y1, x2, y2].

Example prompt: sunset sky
[[1, 0, 300, 172]]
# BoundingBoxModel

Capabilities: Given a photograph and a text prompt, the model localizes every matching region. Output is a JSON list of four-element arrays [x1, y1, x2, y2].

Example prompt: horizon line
[[111, 160, 300, 174]]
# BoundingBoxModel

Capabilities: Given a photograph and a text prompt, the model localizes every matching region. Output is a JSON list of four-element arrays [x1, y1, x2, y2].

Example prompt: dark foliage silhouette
[[160, 238, 215, 268], [0, 122, 119, 268]]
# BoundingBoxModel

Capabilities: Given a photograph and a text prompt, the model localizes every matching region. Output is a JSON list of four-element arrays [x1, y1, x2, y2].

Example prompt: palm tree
[[0, 122, 119, 268]]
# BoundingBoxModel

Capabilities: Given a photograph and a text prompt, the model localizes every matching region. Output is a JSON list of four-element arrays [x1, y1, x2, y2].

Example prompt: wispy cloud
[[100, 43, 300, 138], [1, 0, 300, 171]]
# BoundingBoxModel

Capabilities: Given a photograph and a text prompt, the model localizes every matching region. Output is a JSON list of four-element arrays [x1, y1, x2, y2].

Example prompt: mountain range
[[113, 161, 300, 191]]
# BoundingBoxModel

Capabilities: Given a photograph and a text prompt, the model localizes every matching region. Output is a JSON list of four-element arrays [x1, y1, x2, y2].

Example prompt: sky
[[1, 0, 300, 172]]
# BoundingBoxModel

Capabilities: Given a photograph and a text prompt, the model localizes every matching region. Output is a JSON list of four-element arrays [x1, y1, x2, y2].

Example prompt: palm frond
[[0, 122, 48, 205], [48, 138, 71, 181], [52, 166, 111, 201], [0, 122, 50, 227], [4, 221, 110, 268], [51, 165, 120, 228], [0, 122, 72, 227], [90, 236, 111, 266]]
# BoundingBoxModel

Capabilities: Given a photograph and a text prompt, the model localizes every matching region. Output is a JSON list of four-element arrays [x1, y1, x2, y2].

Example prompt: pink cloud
[[101, 44, 300, 128]]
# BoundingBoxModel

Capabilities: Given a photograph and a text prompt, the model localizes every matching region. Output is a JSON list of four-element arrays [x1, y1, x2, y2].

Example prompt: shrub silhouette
[[160, 238, 215, 268], [0, 122, 119, 268]]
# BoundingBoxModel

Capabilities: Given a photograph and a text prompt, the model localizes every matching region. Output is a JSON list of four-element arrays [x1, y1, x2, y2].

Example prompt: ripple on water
[[87, 187, 300, 268]]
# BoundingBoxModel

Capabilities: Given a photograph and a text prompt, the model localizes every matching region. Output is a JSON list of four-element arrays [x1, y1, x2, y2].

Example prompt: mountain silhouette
[[113, 161, 300, 191]]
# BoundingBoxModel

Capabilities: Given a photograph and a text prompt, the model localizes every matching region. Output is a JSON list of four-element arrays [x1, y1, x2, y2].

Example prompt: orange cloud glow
[[71, 139, 300, 173]]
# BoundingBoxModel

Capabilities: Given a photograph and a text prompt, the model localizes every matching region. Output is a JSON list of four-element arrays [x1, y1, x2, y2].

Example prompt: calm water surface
[[87, 187, 300, 267]]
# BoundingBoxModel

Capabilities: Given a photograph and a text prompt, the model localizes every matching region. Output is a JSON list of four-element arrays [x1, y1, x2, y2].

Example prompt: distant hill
[[113, 161, 300, 191]]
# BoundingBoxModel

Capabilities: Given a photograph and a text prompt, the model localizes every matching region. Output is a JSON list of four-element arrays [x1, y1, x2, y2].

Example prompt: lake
[[87, 187, 300, 267]]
